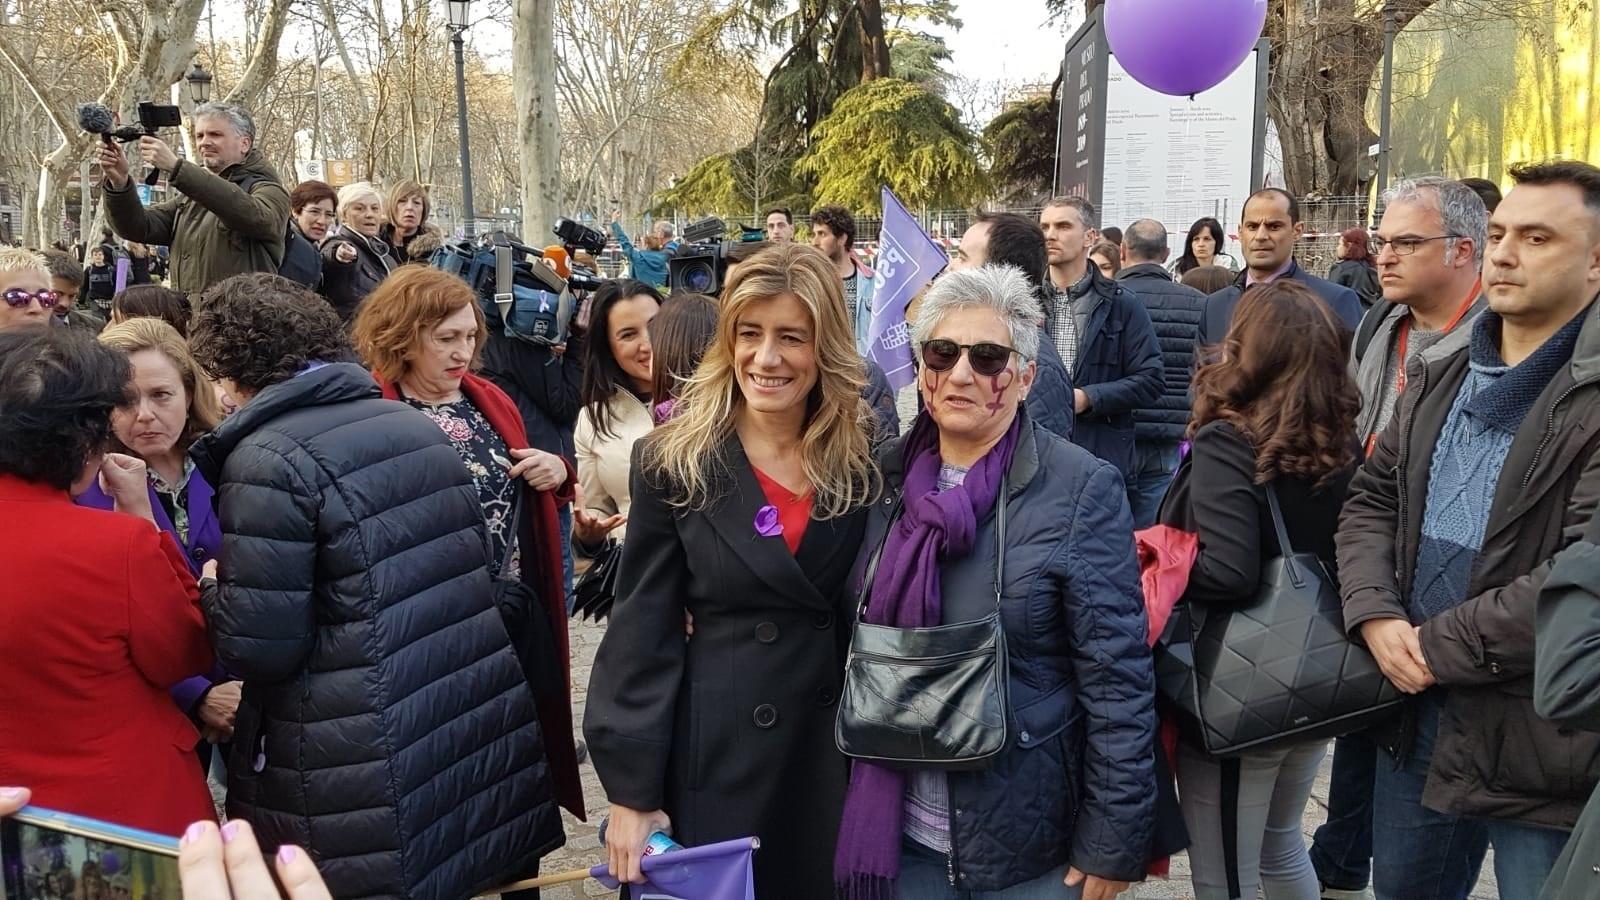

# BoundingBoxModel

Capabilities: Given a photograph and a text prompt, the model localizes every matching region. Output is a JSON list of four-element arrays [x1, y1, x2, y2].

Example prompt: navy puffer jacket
[[1117, 263, 1205, 444], [190, 363, 563, 900], [858, 415, 1156, 890]]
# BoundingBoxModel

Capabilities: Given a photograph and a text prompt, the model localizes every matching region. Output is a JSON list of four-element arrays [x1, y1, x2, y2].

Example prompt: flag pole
[[485, 866, 593, 893]]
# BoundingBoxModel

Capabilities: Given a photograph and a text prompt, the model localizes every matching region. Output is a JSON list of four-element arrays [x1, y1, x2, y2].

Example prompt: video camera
[[77, 101, 184, 187], [667, 217, 767, 295], [432, 217, 616, 347]]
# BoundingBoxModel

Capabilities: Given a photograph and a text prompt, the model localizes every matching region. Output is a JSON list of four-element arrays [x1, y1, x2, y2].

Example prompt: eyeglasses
[[1368, 234, 1460, 257], [2, 288, 62, 310], [920, 339, 1019, 377]]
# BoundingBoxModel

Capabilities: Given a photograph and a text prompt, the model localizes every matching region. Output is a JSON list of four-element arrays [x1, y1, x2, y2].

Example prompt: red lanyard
[[1367, 281, 1479, 455], [1393, 282, 1478, 394]]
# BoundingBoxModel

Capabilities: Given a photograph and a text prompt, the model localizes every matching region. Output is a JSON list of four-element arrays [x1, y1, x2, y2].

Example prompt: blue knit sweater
[[1409, 310, 1586, 623]]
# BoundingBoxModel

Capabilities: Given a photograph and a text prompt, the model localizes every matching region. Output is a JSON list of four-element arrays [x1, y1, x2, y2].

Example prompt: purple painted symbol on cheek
[[985, 368, 1017, 414]]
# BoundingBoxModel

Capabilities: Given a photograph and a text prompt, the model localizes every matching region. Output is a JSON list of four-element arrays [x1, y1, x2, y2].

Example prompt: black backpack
[[235, 172, 321, 289], [276, 224, 322, 288]]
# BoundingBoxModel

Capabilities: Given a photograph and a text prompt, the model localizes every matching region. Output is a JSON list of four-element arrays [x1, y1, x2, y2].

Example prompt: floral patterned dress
[[402, 393, 520, 577]]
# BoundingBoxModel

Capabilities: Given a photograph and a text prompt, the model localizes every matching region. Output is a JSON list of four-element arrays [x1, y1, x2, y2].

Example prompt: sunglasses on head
[[920, 339, 1019, 377], [2, 288, 62, 310]]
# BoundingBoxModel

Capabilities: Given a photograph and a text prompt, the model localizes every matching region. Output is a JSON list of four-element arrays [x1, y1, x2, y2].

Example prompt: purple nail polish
[[278, 845, 298, 865], [220, 822, 239, 844], [183, 822, 206, 846]]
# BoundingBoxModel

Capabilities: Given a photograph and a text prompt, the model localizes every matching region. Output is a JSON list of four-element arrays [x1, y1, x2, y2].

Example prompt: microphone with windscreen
[[77, 101, 171, 186], [76, 102, 117, 143]]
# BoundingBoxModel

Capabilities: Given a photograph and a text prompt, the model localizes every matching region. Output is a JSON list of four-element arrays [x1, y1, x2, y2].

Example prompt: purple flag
[[114, 256, 130, 295], [867, 187, 948, 390], [591, 837, 758, 900]]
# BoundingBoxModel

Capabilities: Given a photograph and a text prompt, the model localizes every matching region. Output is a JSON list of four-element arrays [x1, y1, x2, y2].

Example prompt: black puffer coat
[[190, 363, 562, 900]]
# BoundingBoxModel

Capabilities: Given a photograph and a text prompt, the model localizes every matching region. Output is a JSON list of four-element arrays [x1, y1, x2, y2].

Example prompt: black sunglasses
[[2, 288, 62, 310], [920, 339, 1019, 377]]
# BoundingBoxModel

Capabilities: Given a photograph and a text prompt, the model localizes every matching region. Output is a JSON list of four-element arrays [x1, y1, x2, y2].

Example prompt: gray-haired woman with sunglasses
[[836, 263, 1157, 900]]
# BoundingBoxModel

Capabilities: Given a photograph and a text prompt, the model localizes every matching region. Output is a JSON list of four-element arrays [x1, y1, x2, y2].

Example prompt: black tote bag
[[1156, 481, 1403, 757]]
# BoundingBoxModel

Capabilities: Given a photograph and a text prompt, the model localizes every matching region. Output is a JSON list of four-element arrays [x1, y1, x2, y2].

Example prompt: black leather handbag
[[1156, 481, 1403, 757], [835, 490, 1010, 770], [571, 538, 623, 622]]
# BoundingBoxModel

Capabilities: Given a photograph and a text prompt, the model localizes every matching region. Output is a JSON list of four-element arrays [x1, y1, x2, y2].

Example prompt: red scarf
[[378, 371, 585, 819]]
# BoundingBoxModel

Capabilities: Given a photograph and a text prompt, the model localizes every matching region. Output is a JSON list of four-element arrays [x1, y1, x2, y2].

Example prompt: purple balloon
[[1104, 0, 1268, 96]]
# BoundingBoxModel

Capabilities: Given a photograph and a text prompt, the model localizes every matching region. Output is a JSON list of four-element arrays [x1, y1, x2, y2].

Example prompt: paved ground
[[530, 617, 1499, 899]]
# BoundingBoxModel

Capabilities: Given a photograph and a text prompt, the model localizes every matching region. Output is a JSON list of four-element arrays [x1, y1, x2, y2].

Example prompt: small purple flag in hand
[[867, 187, 949, 390], [591, 836, 759, 900]]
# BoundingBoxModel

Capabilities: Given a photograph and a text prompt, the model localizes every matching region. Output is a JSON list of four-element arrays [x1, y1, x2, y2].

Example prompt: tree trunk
[[858, 0, 892, 82], [514, 0, 561, 242], [1265, 0, 1434, 196], [320, 0, 371, 118], [224, 0, 295, 110], [33, 142, 77, 247]]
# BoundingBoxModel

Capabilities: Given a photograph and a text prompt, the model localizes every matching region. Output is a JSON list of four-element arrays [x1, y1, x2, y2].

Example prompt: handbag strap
[[1262, 481, 1305, 589], [497, 484, 526, 580], [855, 472, 1010, 619]]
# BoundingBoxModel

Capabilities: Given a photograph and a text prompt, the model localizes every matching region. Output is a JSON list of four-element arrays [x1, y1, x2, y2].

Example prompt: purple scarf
[[834, 412, 1022, 900]]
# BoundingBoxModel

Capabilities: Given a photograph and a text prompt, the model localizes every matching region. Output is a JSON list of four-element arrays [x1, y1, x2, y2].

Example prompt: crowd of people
[[8, 96, 1600, 900]]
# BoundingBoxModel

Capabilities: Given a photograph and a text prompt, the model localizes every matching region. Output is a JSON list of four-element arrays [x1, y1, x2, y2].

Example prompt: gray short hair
[[914, 265, 1043, 362], [1382, 175, 1489, 264], [1123, 218, 1169, 263], [1044, 196, 1099, 232], [192, 103, 256, 141]]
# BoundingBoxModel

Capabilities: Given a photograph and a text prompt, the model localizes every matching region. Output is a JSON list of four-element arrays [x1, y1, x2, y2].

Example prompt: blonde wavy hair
[[98, 317, 223, 450], [642, 243, 879, 518]]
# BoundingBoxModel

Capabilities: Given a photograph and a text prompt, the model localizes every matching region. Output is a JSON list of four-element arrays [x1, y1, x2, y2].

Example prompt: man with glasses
[[1311, 176, 1489, 900], [1339, 160, 1600, 899], [0, 248, 60, 332]]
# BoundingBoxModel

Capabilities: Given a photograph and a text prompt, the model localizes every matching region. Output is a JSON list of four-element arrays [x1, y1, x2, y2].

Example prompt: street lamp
[[447, 0, 476, 236], [185, 63, 213, 106]]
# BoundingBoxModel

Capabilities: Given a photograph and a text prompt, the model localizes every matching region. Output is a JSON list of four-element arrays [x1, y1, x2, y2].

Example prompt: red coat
[[378, 372, 585, 818], [0, 475, 216, 836]]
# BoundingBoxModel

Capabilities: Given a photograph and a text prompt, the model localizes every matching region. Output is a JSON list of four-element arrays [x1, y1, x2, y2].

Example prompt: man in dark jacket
[[949, 211, 1074, 439], [98, 103, 290, 294], [1311, 176, 1490, 898], [1042, 197, 1162, 481], [1337, 161, 1600, 899], [482, 329, 585, 607], [1116, 218, 1204, 526], [1535, 511, 1600, 900], [1197, 189, 1365, 348]]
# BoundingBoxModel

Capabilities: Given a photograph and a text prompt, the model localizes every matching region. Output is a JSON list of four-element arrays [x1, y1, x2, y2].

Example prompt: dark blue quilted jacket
[[859, 416, 1156, 890], [1117, 264, 1206, 444], [190, 363, 563, 900]]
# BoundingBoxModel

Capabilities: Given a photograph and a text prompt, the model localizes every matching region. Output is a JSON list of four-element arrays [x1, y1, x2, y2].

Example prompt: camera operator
[[97, 102, 290, 294]]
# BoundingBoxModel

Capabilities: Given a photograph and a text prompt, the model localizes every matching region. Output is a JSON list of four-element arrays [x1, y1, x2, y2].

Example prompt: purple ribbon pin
[[754, 504, 784, 538]]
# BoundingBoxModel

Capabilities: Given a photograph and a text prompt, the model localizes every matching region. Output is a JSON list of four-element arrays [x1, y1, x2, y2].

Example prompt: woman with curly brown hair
[[1159, 279, 1363, 900], [186, 273, 563, 899]]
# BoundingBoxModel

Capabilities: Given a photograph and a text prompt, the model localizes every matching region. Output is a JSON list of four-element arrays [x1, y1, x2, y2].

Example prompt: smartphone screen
[[1, 808, 180, 900]]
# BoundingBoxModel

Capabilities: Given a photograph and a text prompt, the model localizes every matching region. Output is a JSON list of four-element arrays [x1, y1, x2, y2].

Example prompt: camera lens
[[683, 263, 713, 294]]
